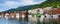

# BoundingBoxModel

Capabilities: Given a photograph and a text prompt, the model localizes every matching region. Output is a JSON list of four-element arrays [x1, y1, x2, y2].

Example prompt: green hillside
[[3, 0, 60, 12], [36, 0, 60, 8]]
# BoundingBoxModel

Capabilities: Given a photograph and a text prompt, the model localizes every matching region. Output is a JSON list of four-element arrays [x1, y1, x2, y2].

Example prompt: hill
[[2, 0, 60, 12]]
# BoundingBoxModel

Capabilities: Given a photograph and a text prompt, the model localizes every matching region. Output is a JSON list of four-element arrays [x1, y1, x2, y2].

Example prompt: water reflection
[[0, 15, 60, 24], [0, 17, 28, 24]]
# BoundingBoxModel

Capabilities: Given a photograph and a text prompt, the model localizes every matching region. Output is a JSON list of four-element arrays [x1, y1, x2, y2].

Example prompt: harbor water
[[0, 15, 60, 24]]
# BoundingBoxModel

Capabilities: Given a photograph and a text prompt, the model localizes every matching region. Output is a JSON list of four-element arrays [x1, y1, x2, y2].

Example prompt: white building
[[16, 13, 20, 19]]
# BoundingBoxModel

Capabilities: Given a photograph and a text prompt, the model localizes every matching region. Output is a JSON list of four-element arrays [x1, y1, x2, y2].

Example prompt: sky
[[0, 0, 46, 12]]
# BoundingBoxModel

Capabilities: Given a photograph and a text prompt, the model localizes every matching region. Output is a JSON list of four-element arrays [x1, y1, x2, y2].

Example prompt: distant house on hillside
[[43, 7, 60, 15], [28, 8, 44, 15], [53, 8, 60, 14], [43, 7, 52, 15]]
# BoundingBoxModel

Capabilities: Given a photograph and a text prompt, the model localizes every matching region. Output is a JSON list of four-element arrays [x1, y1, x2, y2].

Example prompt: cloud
[[0, 0, 45, 8], [21, 0, 34, 4], [0, 0, 42, 8], [0, 0, 46, 12], [4, 1, 21, 8], [21, 0, 40, 5], [0, 1, 22, 12]]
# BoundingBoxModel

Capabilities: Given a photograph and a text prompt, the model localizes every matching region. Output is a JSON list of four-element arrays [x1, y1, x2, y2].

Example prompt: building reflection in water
[[0, 14, 60, 24]]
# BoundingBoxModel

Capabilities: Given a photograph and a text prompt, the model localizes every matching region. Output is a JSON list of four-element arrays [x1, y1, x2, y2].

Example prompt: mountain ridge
[[2, 0, 60, 12]]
